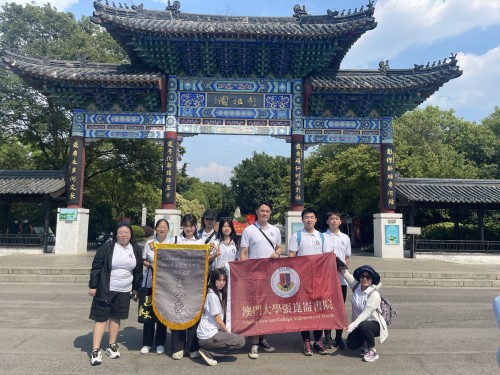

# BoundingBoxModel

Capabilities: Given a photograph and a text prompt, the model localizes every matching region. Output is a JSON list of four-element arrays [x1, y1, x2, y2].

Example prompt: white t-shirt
[[142, 236, 168, 288], [351, 284, 375, 322], [210, 238, 238, 270], [170, 235, 204, 245], [110, 243, 136, 292], [197, 289, 223, 340], [240, 222, 281, 259], [288, 229, 333, 256], [325, 230, 351, 285]]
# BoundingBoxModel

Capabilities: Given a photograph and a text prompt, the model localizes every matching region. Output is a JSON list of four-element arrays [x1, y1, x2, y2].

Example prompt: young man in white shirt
[[288, 208, 333, 356], [323, 211, 351, 350], [240, 201, 282, 359]]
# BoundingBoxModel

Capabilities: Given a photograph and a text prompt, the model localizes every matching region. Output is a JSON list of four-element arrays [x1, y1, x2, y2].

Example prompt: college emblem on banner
[[271, 267, 300, 297]]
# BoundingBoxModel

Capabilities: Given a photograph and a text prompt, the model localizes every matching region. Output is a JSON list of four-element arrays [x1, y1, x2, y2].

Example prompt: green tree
[[230, 151, 290, 221], [480, 107, 500, 179], [393, 106, 479, 178], [305, 144, 380, 220]]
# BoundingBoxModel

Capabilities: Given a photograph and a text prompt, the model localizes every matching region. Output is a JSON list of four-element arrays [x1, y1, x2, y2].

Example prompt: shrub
[[141, 225, 154, 237], [422, 222, 500, 241], [131, 225, 145, 240]]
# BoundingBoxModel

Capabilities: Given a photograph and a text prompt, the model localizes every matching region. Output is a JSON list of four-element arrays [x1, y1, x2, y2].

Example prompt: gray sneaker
[[248, 344, 259, 359], [258, 338, 275, 353]]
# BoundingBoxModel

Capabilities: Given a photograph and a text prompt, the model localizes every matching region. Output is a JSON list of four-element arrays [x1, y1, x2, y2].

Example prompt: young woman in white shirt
[[169, 214, 205, 360], [140, 219, 170, 355], [197, 268, 245, 366], [209, 218, 239, 273]]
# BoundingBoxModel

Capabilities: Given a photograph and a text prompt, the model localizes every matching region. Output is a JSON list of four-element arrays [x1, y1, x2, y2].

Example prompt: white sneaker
[[140, 346, 151, 354], [363, 349, 379, 362], [189, 351, 200, 359], [105, 344, 120, 359], [156, 345, 165, 354], [248, 345, 259, 359], [172, 350, 184, 360], [199, 349, 217, 366], [90, 349, 102, 366]]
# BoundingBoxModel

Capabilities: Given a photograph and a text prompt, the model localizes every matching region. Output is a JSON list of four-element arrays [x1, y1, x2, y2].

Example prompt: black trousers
[[346, 320, 380, 349], [324, 284, 347, 338], [143, 321, 167, 347], [301, 330, 323, 342], [170, 323, 200, 353]]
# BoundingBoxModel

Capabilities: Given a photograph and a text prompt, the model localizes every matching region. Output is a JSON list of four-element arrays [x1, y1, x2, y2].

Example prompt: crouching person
[[197, 268, 245, 366], [339, 265, 388, 362]]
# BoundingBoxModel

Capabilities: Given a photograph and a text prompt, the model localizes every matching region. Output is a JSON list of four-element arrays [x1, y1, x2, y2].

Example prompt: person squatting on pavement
[[239, 201, 281, 359], [339, 265, 388, 362], [196, 268, 246, 366], [88, 223, 143, 366]]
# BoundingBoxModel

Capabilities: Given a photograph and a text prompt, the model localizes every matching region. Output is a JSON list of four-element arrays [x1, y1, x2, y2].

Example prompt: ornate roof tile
[[396, 177, 500, 206]]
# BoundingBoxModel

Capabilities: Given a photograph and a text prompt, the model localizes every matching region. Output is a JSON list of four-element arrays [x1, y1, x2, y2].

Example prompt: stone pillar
[[54, 208, 89, 254], [379, 143, 397, 213], [373, 212, 404, 258]]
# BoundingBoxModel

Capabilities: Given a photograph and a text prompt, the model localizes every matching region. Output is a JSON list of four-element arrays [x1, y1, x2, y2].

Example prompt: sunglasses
[[359, 273, 372, 279]]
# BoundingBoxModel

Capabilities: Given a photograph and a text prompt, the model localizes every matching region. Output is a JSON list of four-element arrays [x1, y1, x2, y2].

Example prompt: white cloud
[[426, 46, 500, 121], [343, 0, 500, 67], [190, 162, 233, 184], [0, 0, 79, 11]]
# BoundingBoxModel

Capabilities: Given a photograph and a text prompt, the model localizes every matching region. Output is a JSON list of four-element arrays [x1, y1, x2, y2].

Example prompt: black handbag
[[137, 268, 156, 323]]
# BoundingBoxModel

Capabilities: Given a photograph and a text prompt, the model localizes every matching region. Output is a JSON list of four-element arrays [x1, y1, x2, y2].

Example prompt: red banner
[[227, 252, 347, 336]]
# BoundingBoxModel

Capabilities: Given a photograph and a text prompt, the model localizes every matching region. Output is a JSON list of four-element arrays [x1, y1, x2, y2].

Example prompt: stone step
[[383, 277, 500, 288], [0, 273, 89, 283], [0, 267, 89, 275]]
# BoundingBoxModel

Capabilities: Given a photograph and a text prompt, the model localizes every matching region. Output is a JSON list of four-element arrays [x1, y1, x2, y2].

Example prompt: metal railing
[[415, 239, 500, 253], [0, 234, 46, 247]]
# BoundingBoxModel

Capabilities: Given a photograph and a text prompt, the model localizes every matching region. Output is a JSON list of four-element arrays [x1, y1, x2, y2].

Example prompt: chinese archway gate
[[2, 1, 461, 256]]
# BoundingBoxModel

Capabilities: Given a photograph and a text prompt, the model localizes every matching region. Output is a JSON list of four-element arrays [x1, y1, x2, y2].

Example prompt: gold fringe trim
[[151, 243, 210, 330]]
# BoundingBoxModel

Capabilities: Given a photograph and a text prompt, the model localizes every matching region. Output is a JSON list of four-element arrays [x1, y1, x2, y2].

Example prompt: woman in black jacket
[[88, 223, 143, 366]]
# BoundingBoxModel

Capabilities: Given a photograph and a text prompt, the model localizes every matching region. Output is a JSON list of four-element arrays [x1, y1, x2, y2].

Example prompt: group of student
[[87, 203, 387, 367]]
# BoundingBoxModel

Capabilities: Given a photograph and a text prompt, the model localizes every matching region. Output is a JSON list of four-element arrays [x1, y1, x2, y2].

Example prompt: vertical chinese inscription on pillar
[[67, 137, 84, 205], [162, 137, 177, 205], [381, 144, 396, 210], [291, 140, 304, 206]]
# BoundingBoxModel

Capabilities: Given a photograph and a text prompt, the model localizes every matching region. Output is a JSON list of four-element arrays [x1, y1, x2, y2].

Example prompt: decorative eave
[[91, 1, 377, 76], [2, 51, 161, 86], [1, 52, 163, 111], [0, 170, 66, 201], [396, 177, 500, 209], [306, 55, 462, 117]]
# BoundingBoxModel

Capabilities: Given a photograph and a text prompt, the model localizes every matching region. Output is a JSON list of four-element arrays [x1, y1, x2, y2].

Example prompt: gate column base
[[373, 213, 404, 258], [284, 211, 302, 256], [54, 208, 89, 255]]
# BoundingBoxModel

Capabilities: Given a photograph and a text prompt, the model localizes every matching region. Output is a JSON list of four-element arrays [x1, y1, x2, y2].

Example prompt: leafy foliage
[[230, 151, 290, 220]]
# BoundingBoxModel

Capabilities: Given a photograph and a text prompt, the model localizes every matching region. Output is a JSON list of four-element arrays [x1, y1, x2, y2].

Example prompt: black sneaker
[[303, 340, 313, 356], [323, 334, 334, 349], [258, 338, 276, 353], [90, 348, 102, 366], [313, 340, 328, 355], [334, 337, 346, 350]]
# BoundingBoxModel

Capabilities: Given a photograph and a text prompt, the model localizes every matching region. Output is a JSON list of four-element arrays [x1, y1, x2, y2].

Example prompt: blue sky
[[4, 0, 500, 183]]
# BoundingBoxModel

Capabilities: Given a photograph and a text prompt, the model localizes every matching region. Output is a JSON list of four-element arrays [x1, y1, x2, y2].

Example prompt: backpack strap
[[174, 236, 178, 244], [204, 231, 216, 244]]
